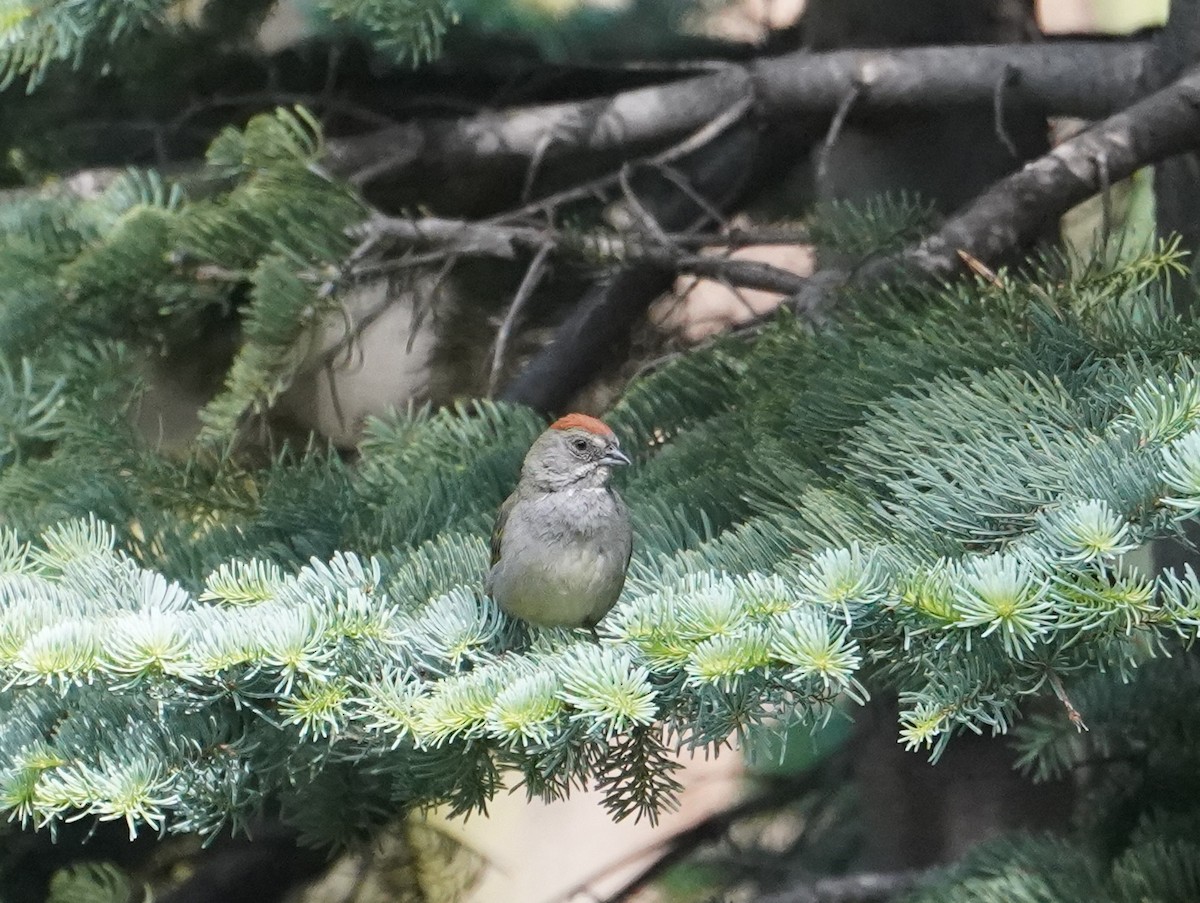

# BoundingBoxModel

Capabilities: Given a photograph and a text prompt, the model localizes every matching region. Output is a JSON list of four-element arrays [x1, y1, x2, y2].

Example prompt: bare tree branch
[[499, 122, 761, 412], [488, 242, 553, 396], [489, 52, 1200, 412], [798, 61, 1200, 314], [352, 214, 811, 289], [325, 41, 1151, 189], [752, 41, 1150, 121], [355, 213, 811, 258], [663, 253, 807, 295], [325, 66, 756, 186]]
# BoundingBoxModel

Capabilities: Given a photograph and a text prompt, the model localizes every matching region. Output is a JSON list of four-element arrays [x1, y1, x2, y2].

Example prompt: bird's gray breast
[[490, 487, 630, 627]]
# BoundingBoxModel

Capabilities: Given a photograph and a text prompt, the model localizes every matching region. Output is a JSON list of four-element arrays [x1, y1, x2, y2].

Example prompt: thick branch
[[326, 41, 1151, 188], [326, 66, 755, 184], [816, 61, 1200, 307], [753, 42, 1150, 121]]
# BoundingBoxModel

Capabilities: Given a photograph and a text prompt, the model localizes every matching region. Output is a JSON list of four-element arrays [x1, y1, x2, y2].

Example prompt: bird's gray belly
[[491, 543, 624, 627], [491, 498, 627, 627]]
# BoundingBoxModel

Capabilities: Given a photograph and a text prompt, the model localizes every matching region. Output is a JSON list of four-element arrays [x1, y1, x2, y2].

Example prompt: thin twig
[[490, 93, 755, 225], [357, 214, 811, 257], [1095, 150, 1113, 248], [347, 248, 462, 279], [416, 253, 460, 349], [646, 93, 758, 166], [618, 164, 673, 246], [654, 162, 730, 230], [488, 243, 554, 396], [552, 786, 795, 903], [1047, 670, 1088, 732], [522, 129, 558, 203], [303, 292, 393, 385], [348, 147, 424, 188], [323, 358, 348, 433], [816, 85, 862, 189], [716, 271, 763, 319], [671, 253, 807, 294]]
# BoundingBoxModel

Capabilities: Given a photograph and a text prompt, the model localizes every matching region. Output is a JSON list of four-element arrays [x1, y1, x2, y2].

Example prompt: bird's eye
[[570, 437, 588, 453]]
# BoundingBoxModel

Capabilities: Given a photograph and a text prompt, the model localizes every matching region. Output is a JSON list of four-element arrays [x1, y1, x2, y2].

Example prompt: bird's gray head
[[521, 413, 631, 491]]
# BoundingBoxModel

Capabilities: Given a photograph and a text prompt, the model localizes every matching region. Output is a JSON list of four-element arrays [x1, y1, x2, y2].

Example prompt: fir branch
[[318, 0, 455, 67], [4, 241, 1200, 846], [0, 0, 175, 89]]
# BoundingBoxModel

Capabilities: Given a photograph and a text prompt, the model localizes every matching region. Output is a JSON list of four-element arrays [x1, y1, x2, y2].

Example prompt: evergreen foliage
[[0, 0, 455, 90], [2, 117, 1200, 868]]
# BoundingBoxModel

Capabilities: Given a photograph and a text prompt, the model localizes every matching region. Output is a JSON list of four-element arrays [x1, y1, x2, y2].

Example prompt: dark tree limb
[[1150, 0, 1200, 283], [498, 122, 762, 413], [488, 242, 553, 395], [494, 55, 1200, 413], [751, 41, 1150, 121], [325, 41, 1151, 191], [325, 66, 755, 187], [802, 61, 1200, 312]]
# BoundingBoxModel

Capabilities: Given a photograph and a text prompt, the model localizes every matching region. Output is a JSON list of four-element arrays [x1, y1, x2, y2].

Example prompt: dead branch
[[752, 41, 1149, 121], [493, 37, 1200, 413], [352, 215, 811, 283], [325, 66, 755, 187], [788, 61, 1200, 315], [498, 118, 760, 412], [660, 253, 806, 295], [488, 242, 553, 396], [325, 41, 1151, 189]]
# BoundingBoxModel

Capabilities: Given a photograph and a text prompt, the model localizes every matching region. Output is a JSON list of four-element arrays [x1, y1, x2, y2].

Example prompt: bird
[[487, 413, 633, 631]]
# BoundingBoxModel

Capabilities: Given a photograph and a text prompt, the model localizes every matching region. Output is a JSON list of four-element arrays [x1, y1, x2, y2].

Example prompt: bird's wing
[[489, 491, 518, 570], [616, 489, 633, 571]]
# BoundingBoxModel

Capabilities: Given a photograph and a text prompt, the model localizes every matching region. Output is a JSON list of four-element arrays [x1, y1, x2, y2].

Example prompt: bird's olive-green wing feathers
[[617, 490, 633, 572], [489, 491, 518, 570]]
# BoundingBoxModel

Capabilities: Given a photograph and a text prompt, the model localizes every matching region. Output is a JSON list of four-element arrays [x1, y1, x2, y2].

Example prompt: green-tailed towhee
[[487, 413, 633, 629]]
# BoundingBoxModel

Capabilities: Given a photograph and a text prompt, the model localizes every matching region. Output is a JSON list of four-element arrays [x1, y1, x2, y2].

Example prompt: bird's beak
[[600, 447, 632, 467]]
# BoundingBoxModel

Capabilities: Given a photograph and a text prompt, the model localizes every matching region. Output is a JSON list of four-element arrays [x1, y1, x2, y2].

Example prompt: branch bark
[[325, 41, 1152, 190], [353, 214, 810, 293], [752, 41, 1150, 120], [490, 53, 1200, 413], [325, 66, 755, 186], [499, 123, 761, 412], [789, 61, 1200, 314]]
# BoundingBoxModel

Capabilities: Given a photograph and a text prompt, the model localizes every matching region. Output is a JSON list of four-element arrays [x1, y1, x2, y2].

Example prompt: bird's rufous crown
[[549, 413, 614, 437]]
